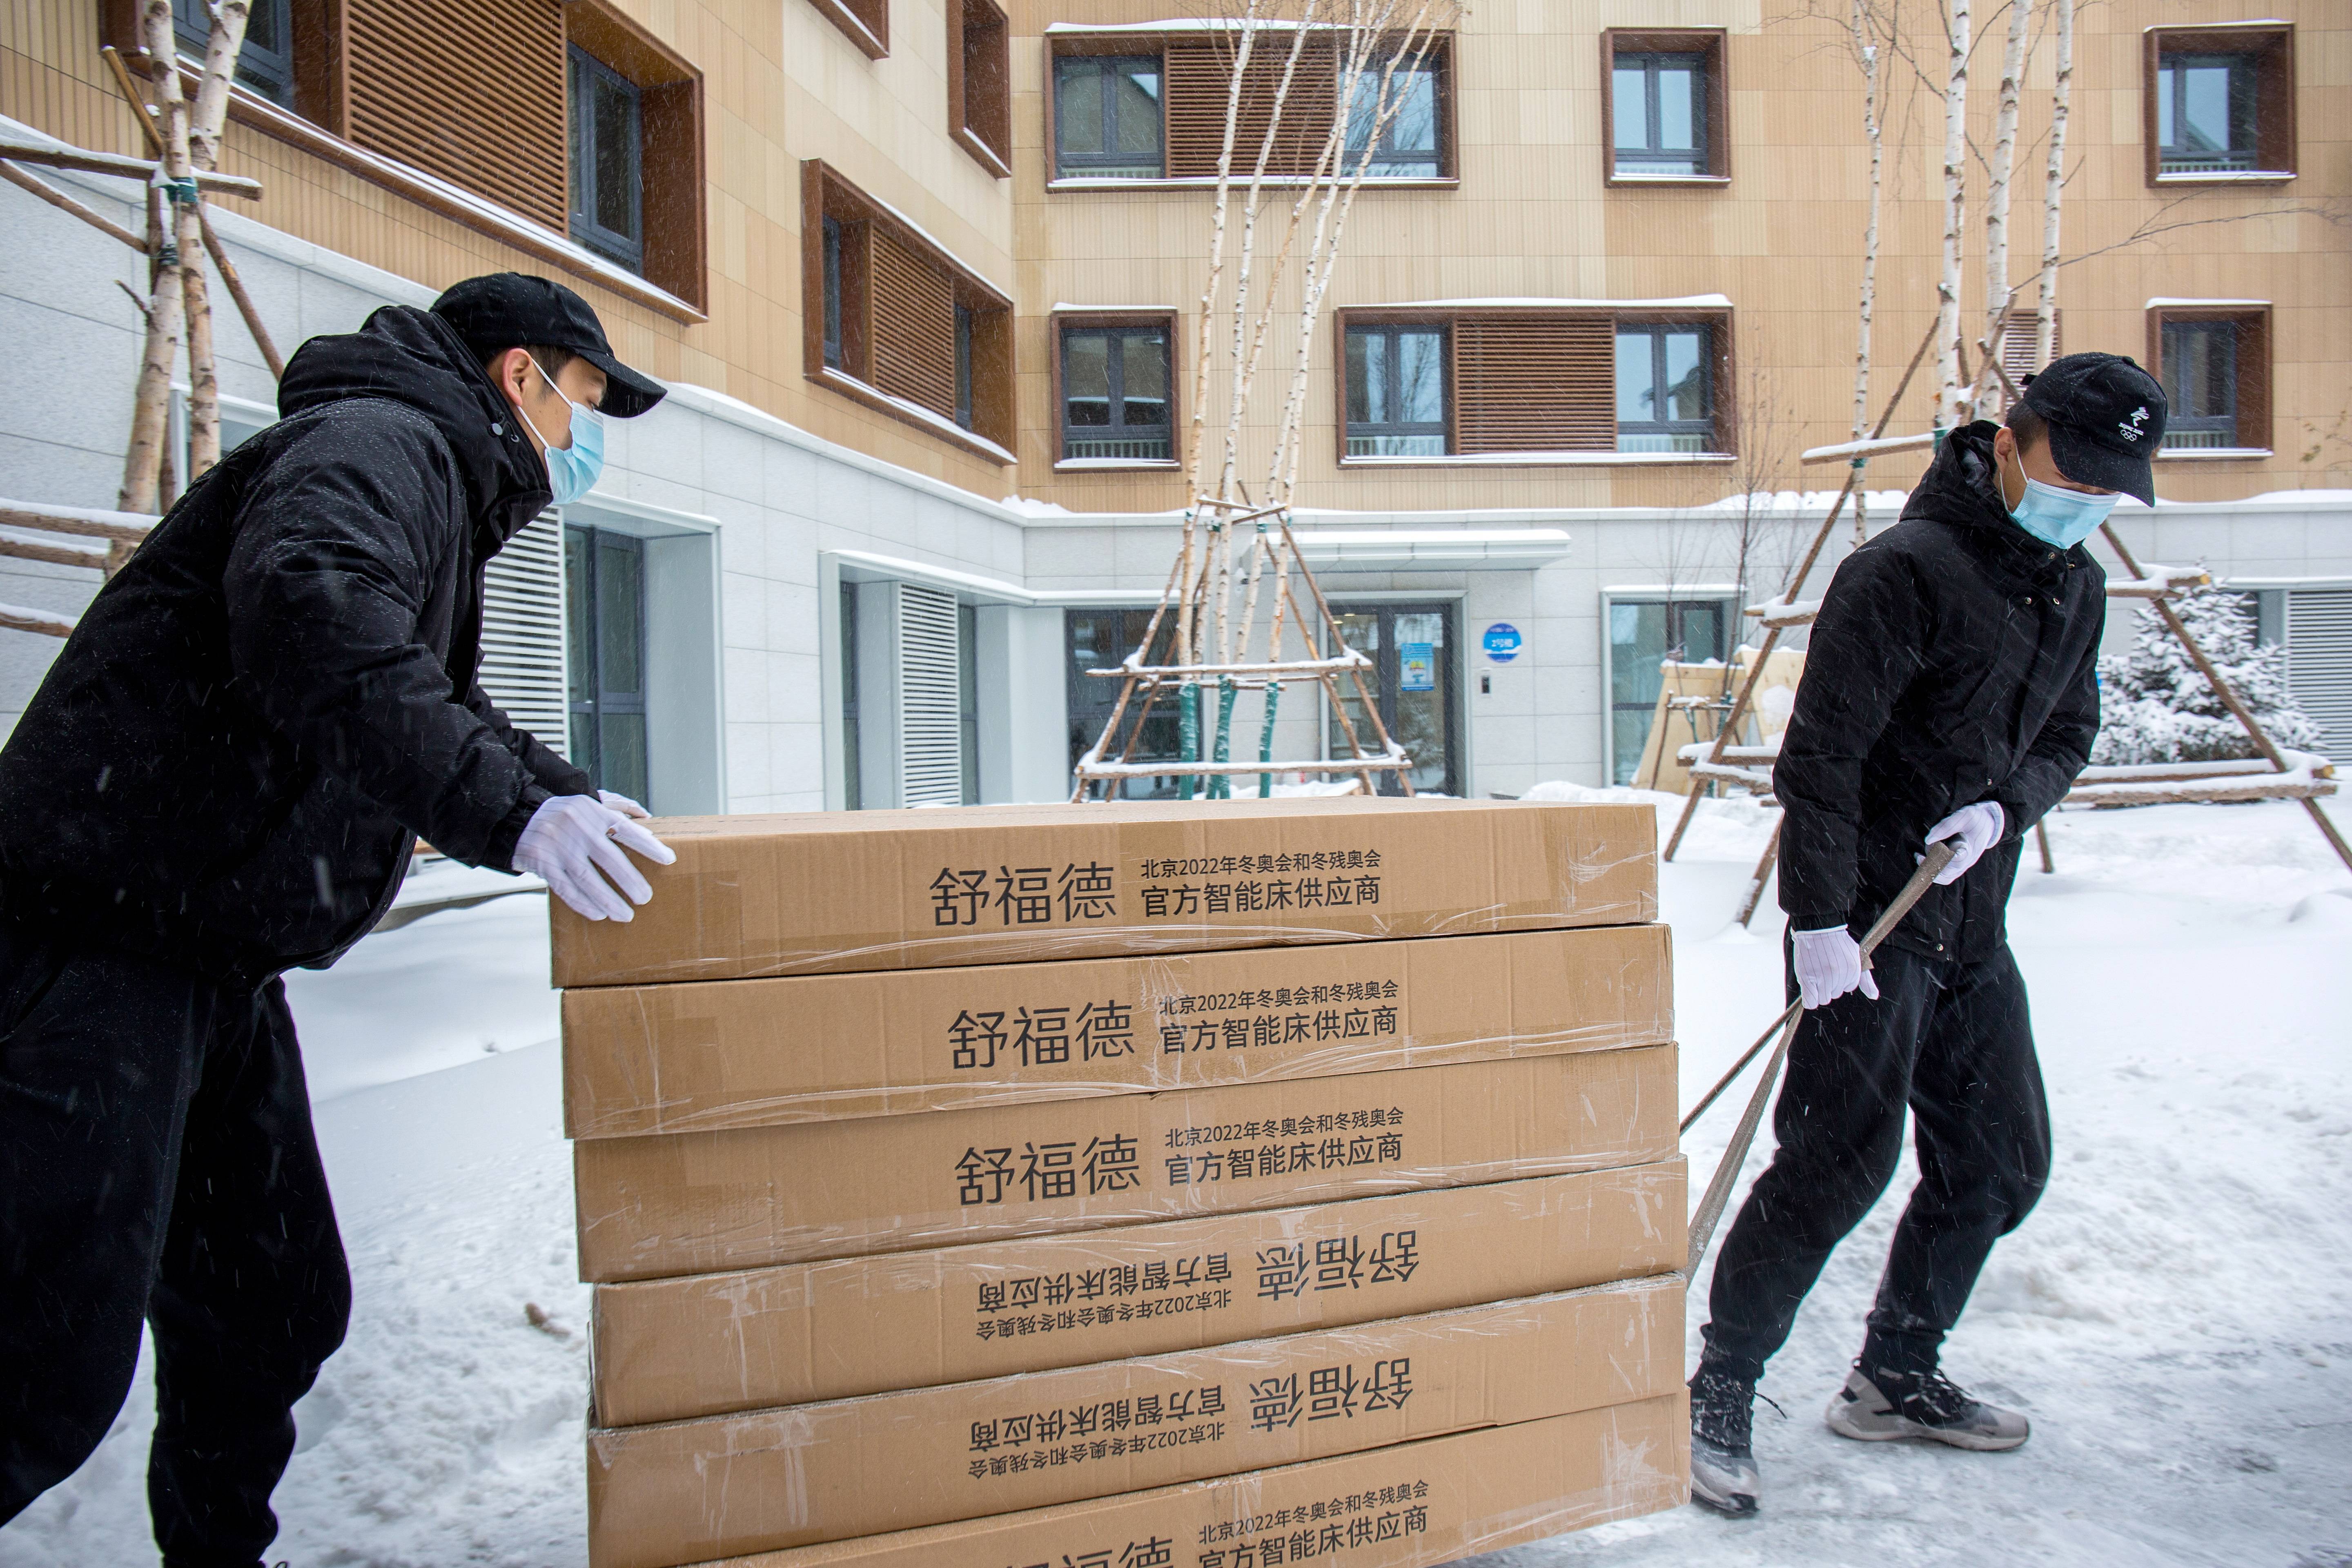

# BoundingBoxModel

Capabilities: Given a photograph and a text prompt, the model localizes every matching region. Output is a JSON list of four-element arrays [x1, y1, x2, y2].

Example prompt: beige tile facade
[[3, 0, 2343, 513]]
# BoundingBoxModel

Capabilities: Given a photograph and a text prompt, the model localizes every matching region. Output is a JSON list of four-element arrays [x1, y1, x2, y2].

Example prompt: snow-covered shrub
[[2091, 572, 2322, 765]]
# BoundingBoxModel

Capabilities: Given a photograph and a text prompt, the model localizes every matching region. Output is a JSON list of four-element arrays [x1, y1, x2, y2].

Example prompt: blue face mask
[[522, 355, 605, 505], [2005, 444, 2117, 550]]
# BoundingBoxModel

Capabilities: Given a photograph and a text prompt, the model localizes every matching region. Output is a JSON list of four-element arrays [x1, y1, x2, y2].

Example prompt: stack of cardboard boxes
[[553, 797, 1689, 1568]]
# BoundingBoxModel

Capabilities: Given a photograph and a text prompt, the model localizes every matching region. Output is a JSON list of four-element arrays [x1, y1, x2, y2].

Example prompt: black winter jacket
[[1775, 421, 2104, 961], [0, 305, 592, 985]]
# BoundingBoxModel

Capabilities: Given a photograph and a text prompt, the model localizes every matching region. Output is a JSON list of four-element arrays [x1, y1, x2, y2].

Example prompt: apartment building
[[2, 0, 2346, 810]]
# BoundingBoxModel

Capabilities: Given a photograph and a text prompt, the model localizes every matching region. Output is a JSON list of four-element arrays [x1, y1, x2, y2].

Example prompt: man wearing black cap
[[0, 273, 672, 1557], [1686, 354, 2168, 1516]]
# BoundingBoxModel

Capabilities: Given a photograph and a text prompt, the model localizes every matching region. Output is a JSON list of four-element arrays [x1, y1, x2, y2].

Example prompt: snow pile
[[2092, 574, 2323, 766], [4, 801, 2348, 1566]]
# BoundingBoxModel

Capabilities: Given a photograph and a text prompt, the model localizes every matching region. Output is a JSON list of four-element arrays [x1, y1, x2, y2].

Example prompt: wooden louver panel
[[1453, 316, 1615, 454], [870, 231, 957, 418], [346, 0, 568, 231], [1165, 39, 1340, 179]]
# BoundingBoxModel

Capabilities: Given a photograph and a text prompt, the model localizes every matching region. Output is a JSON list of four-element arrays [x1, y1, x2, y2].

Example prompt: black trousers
[[1699, 939, 2051, 1385], [0, 920, 350, 1566]]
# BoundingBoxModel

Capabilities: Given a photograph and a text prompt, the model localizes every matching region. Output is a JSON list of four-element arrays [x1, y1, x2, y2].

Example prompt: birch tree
[[1847, 0, 1885, 543], [1933, 0, 1971, 431], [1979, 0, 2030, 416], [2034, 0, 2074, 368], [120, 0, 248, 514]]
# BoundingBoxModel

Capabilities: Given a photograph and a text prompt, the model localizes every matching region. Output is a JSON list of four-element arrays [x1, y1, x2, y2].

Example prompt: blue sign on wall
[[1482, 622, 1523, 663]]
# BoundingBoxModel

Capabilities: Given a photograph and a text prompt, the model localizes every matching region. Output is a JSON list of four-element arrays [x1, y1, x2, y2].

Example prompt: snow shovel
[[1681, 839, 1958, 1279]]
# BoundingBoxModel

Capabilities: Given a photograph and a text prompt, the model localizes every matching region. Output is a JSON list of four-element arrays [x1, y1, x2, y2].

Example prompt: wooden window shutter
[[1163, 38, 1339, 179], [870, 229, 957, 418], [1454, 316, 1614, 454], [345, 0, 568, 230]]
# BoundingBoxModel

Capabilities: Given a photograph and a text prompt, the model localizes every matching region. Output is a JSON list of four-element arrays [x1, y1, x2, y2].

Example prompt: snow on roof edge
[[1369, 295, 1734, 310]]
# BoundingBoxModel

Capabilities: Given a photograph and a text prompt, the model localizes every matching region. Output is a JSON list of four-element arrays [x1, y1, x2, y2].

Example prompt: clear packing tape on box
[[586, 1274, 1687, 1568]]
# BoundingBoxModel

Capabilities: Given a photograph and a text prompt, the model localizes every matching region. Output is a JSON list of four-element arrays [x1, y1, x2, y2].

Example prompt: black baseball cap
[[2015, 352, 2167, 506], [432, 272, 666, 418]]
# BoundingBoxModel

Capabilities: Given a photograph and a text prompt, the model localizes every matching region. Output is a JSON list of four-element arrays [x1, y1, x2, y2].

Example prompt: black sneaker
[[1689, 1363, 1762, 1515], [1826, 1363, 2030, 1451]]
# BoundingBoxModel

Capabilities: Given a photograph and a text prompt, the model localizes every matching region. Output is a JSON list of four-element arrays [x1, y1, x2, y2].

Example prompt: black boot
[[1688, 1363, 1762, 1515]]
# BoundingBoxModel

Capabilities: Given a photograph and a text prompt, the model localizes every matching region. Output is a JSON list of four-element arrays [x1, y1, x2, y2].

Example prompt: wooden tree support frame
[[1671, 511, 2352, 915], [0, 497, 159, 639], [1071, 501, 1413, 802]]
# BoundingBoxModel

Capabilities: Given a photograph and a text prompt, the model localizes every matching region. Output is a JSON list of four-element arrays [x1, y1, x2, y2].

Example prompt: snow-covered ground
[[4, 798, 2350, 1567]]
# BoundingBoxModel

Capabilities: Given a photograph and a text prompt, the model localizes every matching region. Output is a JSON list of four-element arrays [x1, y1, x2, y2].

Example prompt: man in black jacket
[[1687, 355, 2169, 1516], [0, 274, 675, 1559]]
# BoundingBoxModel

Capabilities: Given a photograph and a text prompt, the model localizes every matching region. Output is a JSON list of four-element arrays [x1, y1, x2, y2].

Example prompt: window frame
[[948, 0, 1012, 176], [2143, 24, 2295, 186], [1053, 312, 1181, 469], [1047, 32, 1457, 188], [1330, 305, 1736, 468], [1341, 321, 1454, 458], [2147, 304, 2272, 458], [806, 0, 890, 60], [568, 45, 646, 274], [1601, 29, 1728, 186], [1613, 321, 1720, 453], [1050, 51, 1169, 181], [802, 159, 1016, 464]]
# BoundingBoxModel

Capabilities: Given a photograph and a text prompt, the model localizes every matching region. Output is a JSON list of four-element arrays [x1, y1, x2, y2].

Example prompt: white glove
[[514, 793, 676, 922], [1922, 800, 2006, 885], [597, 789, 651, 820], [1792, 925, 1880, 1011]]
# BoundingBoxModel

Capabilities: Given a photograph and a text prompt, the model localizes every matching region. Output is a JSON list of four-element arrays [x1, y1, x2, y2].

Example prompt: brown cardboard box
[[592, 1161, 1687, 1425], [551, 798, 1656, 989], [574, 1044, 1677, 1283], [696, 1394, 1687, 1568], [563, 924, 1671, 1138], [586, 1274, 1683, 1568]]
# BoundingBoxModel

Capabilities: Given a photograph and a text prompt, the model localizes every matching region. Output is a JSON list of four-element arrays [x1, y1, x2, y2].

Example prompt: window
[[802, 160, 1014, 461], [949, 0, 1011, 175], [1334, 307, 1729, 465], [822, 216, 846, 369], [1343, 54, 1443, 178], [1058, 320, 1175, 463], [568, 48, 644, 272], [805, 0, 889, 59], [1054, 55, 1165, 179], [1608, 597, 1730, 786], [1616, 325, 1715, 452], [1345, 325, 1448, 457], [172, 0, 295, 107], [954, 304, 976, 431], [564, 525, 650, 804], [2156, 55, 2255, 175], [1604, 31, 1726, 183], [2151, 307, 2270, 454], [2145, 26, 2295, 184], [1050, 35, 1455, 185]]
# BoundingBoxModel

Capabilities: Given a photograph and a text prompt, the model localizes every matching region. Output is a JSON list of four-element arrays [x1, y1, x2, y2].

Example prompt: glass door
[[1065, 608, 1181, 799], [1326, 603, 1458, 795], [564, 525, 650, 804], [1608, 597, 1727, 785]]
